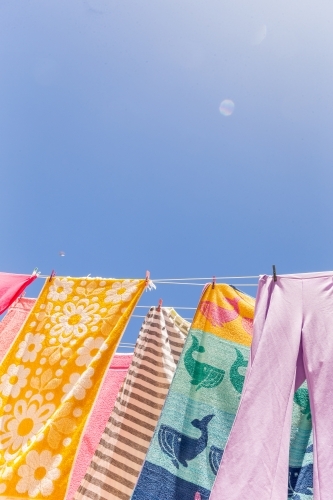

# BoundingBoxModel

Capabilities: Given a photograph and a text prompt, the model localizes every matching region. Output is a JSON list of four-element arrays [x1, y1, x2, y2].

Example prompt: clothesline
[[28, 270, 333, 282], [136, 305, 197, 310], [153, 276, 259, 281], [150, 281, 258, 286], [132, 314, 193, 320], [35, 274, 260, 281], [28, 275, 257, 313], [34, 274, 258, 288]]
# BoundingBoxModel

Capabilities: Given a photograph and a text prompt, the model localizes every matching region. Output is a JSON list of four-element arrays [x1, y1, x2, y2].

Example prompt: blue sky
[[1, 0, 333, 343]]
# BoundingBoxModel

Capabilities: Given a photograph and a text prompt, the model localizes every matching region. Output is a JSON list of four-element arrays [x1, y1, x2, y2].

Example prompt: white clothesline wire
[[136, 306, 197, 310], [35, 276, 257, 287], [151, 281, 258, 286], [132, 314, 193, 320], [29, 276, 257, 312], [153, 276, 259, 281], [35, 274, 259, 282]]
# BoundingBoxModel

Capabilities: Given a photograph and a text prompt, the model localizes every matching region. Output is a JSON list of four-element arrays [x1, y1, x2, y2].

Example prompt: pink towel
[[0, 272, 37, 315], [0, 297, 35, 361], [66, 353, 133, 500]]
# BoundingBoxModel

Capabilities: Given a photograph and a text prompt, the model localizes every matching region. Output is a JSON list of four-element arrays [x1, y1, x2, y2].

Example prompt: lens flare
[[252, 25, 267, 46], [59, 251, 65, 257], [219, 100, 235, 116]]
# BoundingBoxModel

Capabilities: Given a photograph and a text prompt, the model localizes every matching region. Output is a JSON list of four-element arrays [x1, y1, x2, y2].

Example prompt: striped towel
[[75, 307, 190, 500], [66, 354, 133, 500], [131, 284, 313, 500]]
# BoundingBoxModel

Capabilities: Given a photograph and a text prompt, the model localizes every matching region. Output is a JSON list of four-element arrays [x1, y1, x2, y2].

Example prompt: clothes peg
[[212, 276, 216, 289], [145, 270, 150, 290], [49, 270, 56, 282], [157, 299, 163, 312], [32, 267, 39, 276], [144, 270, 156, 291], [272, 265, 277, 282]]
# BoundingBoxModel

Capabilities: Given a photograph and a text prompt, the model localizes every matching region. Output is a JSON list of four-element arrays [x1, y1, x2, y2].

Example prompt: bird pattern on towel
[[209, 446, 224, 475], [158, 414, 214, 469], [288, 464, 313, 499], [184, 336, 225, 390], [294, 388, 312, 421], [199, 297, 253, 335], [229, 348, 248, 394]]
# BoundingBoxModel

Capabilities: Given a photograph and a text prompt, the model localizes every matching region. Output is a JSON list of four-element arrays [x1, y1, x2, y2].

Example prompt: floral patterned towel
[[0, 276, 145, 499]]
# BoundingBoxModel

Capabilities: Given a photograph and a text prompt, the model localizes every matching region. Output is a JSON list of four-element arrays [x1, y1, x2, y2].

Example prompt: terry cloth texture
[[75, 307, 190, 500], [0, 297, 35, 362], [66, 353, 133, 500], [0, 272, 37, 315], [210, 273, 330, 500], [132, 284, 313, 500], [0, 276, 145, 499]]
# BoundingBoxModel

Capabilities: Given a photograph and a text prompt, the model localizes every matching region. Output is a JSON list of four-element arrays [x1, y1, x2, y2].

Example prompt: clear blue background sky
[[1, 0, 333, 343]]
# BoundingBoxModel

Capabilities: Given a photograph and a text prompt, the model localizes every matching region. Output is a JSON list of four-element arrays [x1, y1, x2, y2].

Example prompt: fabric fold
[[131, 284, 313, 500], [0, 297, 35, 362], [0, 272, 37, 315], [75, 307, 190, 500], [0, 276, 145, 499]]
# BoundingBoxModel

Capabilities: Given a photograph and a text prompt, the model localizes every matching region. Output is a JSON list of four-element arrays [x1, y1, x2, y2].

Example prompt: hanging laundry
[[132, 284, 313, 500], [0, 297, 35, 362], [0, 276, 145, 499], [0, 296, 133, 499], [0, 272, 37, 315], [209, 273, 324, 499], [66, 353, 133, 500], [75, 307, 190, 500]]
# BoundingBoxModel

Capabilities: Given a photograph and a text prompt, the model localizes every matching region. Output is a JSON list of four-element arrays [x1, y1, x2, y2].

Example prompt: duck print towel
[[75, 307, 190, 500], [0, 276, 145, 499], [132, 284, 313, 500]]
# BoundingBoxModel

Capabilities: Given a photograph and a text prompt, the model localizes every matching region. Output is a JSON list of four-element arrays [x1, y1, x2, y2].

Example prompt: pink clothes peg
[[49, 270, 56, 282]]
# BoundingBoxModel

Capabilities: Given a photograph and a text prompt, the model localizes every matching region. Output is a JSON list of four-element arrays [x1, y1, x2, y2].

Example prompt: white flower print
[[50, 300, 100, 343], [16, 333, 45, 362], [0, 463, 13, 493], [0, 396, 55, 457], [16, 450, 62, 498], [0, 364, 30, 398], [75, 337, 107, 367], [104, 279, 139, 304], [47, 278, 73, 302], [61, 367, 94, 402]]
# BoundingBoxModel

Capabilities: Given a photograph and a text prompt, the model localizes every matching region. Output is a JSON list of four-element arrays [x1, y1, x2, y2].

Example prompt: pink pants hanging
[[210, 272, 333, 500]]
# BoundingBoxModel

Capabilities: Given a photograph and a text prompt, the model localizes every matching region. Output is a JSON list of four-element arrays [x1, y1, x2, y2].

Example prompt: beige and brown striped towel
[[74, 307, 190, 500]]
